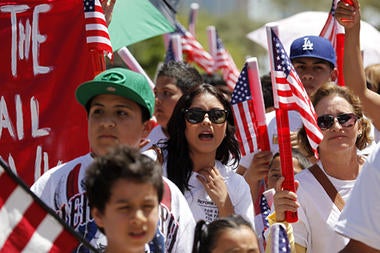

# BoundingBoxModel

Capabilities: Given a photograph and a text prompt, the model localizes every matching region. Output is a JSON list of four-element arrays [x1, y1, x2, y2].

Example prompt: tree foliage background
[[110, 0, 380, 80]]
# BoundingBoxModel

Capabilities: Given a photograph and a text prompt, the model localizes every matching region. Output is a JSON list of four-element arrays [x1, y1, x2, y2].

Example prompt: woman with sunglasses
[[159, 83, 254, 225], [270, 82, 372, 253]]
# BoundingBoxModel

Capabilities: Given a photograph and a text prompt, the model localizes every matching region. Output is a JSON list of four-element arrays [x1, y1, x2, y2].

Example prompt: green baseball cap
[[76, 68, 154, 117]]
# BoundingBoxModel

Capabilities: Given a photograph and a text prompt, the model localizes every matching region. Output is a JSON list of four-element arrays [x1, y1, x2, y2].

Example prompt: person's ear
[[330, 68, 338, 82], [91, 208, 104, 229], [142, 118, 155, 138]]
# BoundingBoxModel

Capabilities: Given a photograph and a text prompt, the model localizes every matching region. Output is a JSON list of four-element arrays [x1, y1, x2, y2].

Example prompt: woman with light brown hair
[[271, 82, 372, 253]]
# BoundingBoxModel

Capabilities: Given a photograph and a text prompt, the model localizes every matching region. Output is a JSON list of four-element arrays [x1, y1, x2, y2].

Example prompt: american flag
[[165, 39, 176, 63], [231, 64, 258, 156], [320, 0, 345, 86], [268, 223, 291, 253], [320, 0, 339, 47], [215, 31, 240, 90], [255, 194, 271, 252], [84, 0, 113, 54], [269, 28, 323, 156], [0, 159, 96, 252], [175, 22, 214, 73]]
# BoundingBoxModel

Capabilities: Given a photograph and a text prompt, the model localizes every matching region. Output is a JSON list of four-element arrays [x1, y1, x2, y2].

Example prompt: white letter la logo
[[302, 38, 314, 51]]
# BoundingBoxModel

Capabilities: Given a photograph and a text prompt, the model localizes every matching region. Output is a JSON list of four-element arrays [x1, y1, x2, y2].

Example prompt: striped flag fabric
[[268, 28, 323, 156], [255, 193, 271, 252], [319, 0, 339, 47], [84, 0, 113, 54], [0, 159, 96, 253], [268, 223, 291, 253], [231, 64, 258, 156], [175, 22, 215, 73], [320, 0, 345, 86], [215, 31, 240, 90]]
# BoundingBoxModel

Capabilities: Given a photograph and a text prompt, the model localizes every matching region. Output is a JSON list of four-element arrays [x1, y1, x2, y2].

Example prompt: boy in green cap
[[31, 67, 195, 252]]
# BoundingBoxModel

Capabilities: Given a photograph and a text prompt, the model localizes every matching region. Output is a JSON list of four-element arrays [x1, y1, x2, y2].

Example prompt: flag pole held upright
[[188, 3, 200, 37], [266, 24, 298, 223], [246, 58, 270, 151], [207, 26, 217, 66], [336, 25, 345, 86], [117, 47, 155, 89]]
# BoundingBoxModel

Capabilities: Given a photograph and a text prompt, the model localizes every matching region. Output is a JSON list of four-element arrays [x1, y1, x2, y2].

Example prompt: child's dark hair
[[85, 145, 164, 215], [157, 61, 202, 94], [192, 214, 257, 253]]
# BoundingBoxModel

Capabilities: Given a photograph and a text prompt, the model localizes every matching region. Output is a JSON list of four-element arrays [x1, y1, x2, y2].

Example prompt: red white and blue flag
[[215, 31, 240, 90], [268, 223, 291, 253], [175, 22, 214, 73], [231, 64, 258, 156], [320, 0, 345, 86], [255, 194, 271, 252], [268, 28, 323, 156], [84, 0, 113, 54], [0, 159, 96, 252], [320, 0, 339, 47]]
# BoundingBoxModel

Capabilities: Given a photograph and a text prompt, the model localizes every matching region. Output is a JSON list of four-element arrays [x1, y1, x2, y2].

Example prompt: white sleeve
[[162, 177, 195, 253], [228, 173, 255, 227], [30, 169, 56, 208], [335, 144, 380, 250]]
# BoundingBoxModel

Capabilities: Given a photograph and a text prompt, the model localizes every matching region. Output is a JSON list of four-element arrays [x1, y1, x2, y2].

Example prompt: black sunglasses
[[184, 108, 228, 124], [317, 113, 359, 130]]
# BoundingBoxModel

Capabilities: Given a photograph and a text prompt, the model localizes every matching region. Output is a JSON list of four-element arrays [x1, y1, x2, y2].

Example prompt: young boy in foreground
[[85, 145, 163, 253]]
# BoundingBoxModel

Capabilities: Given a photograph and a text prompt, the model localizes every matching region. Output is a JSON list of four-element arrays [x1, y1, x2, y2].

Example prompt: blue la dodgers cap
[[290, 35, 336, 67]]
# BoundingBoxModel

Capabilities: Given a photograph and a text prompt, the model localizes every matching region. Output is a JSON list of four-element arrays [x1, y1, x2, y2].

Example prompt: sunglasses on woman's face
[[317, 113, 359, 130], [184, 108, 228, 124]]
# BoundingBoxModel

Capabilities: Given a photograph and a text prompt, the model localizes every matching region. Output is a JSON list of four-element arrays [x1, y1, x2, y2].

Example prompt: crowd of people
[[27, 0, 380, 252]]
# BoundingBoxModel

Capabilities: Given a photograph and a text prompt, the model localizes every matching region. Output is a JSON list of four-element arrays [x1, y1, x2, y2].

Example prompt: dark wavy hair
[[162, 83, 240, 193], [192, 214, 257, 253], [298, 82, 373, 157]]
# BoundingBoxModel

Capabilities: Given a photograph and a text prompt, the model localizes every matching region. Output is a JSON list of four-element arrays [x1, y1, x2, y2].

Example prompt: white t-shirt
[[335, 143, 380, 250], [292, 161, 355, 253], [163, 160, 255, 226], [141, 125, 167, 152], [31, 153, 195, 253]]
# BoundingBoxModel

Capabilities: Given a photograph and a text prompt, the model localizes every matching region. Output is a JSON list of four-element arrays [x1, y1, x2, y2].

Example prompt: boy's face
[[88, 94, 150, 156], [154, 76, 184, 129], [267, 156, 303, 189], [292, 57, 337, 96], [92, 179, 159, 253]]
